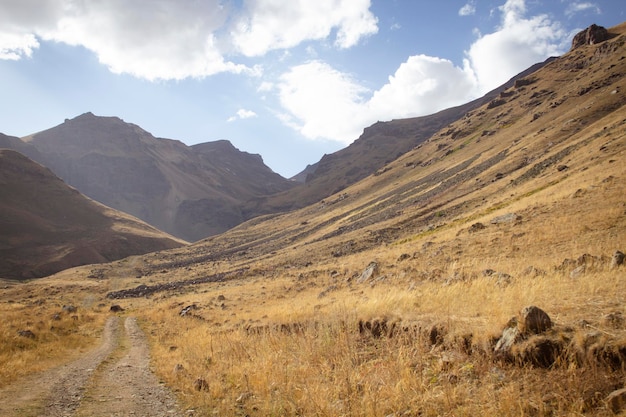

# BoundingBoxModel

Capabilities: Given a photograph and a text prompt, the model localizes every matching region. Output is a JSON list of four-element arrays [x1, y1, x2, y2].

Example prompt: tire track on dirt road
[[0, 316, 182, 417]]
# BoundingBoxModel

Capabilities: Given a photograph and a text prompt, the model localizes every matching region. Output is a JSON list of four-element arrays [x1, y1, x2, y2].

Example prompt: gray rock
[[570, 265, 586, 278], [494, 325, 520, 356], [490, 213, 521, 224], [357, 262, 378, 284]]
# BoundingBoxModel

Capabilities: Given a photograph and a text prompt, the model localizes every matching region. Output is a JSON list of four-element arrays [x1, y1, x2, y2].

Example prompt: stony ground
[[0, 316, 182, 417]]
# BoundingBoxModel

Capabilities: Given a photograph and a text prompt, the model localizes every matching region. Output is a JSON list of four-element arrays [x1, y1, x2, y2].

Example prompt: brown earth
[[0, 316, 182, 417], [0, 149, 186, 280]]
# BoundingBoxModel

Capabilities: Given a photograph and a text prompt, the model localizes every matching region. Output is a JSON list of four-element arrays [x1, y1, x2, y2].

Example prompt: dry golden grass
[[0, 22, 625, 416], [138, 265, 625, 416], [0, 282, 108, 387]]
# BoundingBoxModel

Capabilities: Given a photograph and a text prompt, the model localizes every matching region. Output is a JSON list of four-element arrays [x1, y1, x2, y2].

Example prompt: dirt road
[[0, 316, 182, 417]]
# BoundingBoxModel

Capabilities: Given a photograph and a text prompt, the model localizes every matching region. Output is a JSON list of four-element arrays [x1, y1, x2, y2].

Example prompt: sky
[[0, 1, 624, 178]]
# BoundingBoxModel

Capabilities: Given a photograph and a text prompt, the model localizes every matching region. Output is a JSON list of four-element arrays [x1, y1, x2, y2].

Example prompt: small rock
[[494, 325, 520, 356], [357, 262, 378, 284], [110, 305, 124, 312], [62, 305, 77, 313], [236, 392, 253, 403], [495, 273, 513, 287], [318, 285, 338, 298], [611, 250, 625, 269], [180, 305, 197, 317], [468, 222, 486, 233], [217, 295, 226, 301], [556, 164, 568, 172], [570, 265, 586, 278], [193, 378, 209, 392], [606, 387, 626, 414], [521, 266, 546, 277], [519, 306, 552, 335], [17, 329, 36, 339], [490, 213, 521, 224]]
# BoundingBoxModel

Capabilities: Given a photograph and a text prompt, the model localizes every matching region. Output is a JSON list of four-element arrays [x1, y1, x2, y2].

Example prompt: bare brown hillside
[[0, 149, 185, 280]]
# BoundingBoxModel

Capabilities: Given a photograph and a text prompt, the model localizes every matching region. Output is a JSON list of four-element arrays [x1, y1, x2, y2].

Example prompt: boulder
[[519, 306, 552, 334], [571, 24, 609, 50]]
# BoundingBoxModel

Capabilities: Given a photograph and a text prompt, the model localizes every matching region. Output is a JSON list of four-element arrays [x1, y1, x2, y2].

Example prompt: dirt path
[[0, 316, 182, 417]]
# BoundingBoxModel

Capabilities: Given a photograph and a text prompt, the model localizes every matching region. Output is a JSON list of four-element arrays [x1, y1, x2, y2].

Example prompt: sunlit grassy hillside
[[1, 22, 625, 416]]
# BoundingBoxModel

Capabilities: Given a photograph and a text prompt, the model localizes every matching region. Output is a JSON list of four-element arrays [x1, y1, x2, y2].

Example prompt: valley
[[0, 22, 625, 416]]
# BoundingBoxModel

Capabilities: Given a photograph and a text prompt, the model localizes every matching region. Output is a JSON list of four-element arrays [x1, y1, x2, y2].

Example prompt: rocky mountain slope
[[0, 149, 185, 280], [16, 113, 294, 241], [271, 59, 555, 212], [144, 21, 625, 272], [2, 61, 555, 244], [1, 22, 625, 417]]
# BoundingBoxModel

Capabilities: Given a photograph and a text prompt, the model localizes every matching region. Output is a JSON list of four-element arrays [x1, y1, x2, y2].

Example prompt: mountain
[[150, 22, 626, 268], [0, 149, 185, 280], [273, 59, 556, 211], [16, 114, 294, 241], [2, 23, 625, 416]]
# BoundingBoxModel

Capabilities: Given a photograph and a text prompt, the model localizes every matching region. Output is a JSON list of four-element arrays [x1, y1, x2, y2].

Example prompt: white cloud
[[367, 56, 477, 121], [231, 0, 378, 56], [277, 56, 478, 143], [257, 82, 274, 93], [0, 32, 39, 60], [0, 0, 377, 80], [277, 61, 370, 142], [564, 2, 601, 17], [227, 109, 258, 122], [276, 0, 569, 144], [466, 0, 567, 92], [459, 2, 477, 17]]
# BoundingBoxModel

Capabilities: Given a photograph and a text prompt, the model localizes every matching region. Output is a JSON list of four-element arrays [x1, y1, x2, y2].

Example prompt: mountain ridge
[[13, 113, 295, 241]]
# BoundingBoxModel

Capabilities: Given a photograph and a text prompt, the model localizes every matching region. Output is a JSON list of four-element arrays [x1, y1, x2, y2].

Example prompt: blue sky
[[0, 0, 624, 177]]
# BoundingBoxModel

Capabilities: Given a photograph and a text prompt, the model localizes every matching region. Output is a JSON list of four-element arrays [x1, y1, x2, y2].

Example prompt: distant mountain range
[[10, 113, 294, 241], [0, 53, 554, 244]]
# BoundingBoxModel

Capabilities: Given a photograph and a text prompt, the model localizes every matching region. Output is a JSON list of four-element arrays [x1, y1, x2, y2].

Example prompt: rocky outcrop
[[571, 24, 609, 50]]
